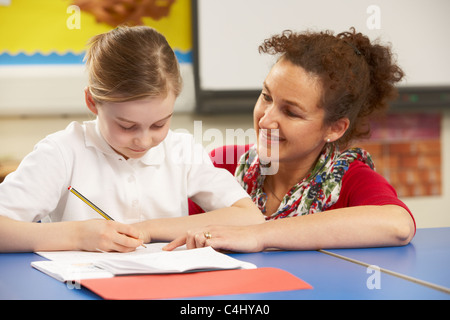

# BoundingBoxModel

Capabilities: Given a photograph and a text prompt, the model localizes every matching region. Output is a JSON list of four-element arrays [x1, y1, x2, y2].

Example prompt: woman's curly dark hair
[[259, 28, 404, 148]]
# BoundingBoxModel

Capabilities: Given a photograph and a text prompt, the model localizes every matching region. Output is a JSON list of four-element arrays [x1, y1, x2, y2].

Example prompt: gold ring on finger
[[204, 231, 212, 240]]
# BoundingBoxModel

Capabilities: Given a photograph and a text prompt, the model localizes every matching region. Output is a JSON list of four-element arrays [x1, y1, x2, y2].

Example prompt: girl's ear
[[326, 117, 350, 143], [84, 87, 98, 115]]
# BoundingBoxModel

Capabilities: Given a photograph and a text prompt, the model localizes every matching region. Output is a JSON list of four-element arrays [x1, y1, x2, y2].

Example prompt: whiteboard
[[196, 0, 450, 91]]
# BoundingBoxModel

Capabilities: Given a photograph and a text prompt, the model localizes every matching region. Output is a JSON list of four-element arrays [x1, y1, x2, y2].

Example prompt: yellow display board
[[0, 0, 192, 63]]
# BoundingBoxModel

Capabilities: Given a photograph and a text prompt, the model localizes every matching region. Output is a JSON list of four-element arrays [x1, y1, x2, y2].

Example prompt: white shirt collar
[[83, 119, 166, 166]]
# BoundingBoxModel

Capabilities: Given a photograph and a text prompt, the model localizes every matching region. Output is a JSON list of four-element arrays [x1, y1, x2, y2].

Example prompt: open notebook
[[31, 244, 256, 282]]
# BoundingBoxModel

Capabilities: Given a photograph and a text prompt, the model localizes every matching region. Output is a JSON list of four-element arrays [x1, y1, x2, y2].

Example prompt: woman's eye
[[285, 110, 296, 117], [283, 108, 302, 118], [261, 92, 272, 102]]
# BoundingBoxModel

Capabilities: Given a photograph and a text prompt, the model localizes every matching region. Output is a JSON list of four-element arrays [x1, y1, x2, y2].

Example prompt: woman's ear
[[326, 117, 350, 143], [84, 87, 98, 115]]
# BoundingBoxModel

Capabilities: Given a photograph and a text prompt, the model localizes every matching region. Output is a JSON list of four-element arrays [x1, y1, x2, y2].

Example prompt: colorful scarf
[[235, 144, 374, 220]]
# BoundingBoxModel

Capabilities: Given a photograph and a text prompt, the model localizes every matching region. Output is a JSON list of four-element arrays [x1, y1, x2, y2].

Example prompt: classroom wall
[[0, 64, 195, 115], [359, 109, 450, 228], [403, 110, 450, 228]]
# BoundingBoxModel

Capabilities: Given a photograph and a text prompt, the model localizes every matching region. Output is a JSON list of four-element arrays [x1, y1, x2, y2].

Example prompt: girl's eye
[[151, 121, 168, 130], [120, 124, 136, 131]]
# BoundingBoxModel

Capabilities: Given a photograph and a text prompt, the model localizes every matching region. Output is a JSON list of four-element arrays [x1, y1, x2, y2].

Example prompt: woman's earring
[[327, 138, 331, 143]]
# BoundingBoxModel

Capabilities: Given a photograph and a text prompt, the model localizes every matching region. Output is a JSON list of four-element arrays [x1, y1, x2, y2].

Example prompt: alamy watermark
[[66, 5, 81, 30], [366, 265, 381, 290], [172, 122, 279, 175], [366, 5, 381, 30]]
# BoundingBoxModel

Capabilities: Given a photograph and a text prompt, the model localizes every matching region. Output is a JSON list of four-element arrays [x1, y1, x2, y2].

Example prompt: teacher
[[167, 28, 416, 252]]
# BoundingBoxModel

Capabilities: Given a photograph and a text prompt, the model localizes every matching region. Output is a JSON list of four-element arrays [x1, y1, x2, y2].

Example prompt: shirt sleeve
[[331, 161, 415, 228], [0, 137, 68, 222]]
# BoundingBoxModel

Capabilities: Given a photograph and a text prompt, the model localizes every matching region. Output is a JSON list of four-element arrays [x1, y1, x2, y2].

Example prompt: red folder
[[80, 267, 312, 300]]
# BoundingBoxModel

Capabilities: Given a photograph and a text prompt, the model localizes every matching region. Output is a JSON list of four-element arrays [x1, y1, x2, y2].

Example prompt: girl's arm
[[165, 204, 415, 252], [0, 215, 144, 252], [134, 197, 265, 244]]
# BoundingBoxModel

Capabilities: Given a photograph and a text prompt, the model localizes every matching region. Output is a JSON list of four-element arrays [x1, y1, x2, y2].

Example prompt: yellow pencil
[[68, 186, 114, 220], [68, 186, 146, 248]]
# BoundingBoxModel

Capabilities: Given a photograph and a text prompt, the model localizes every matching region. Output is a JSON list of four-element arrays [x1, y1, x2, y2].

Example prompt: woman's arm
[[134, 197, 265, 244], [0, 215, 144, 252], [258, 204, 414, 251], [165, 204, 415, 252]]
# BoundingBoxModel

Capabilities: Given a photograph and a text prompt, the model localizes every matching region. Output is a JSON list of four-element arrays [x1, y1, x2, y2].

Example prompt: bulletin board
[[0, 0, 193, 115], [192, 0, 450, 113], [0, 0, 192, 65]]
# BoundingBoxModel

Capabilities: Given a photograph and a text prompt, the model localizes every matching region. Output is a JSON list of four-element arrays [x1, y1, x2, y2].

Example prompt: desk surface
[[326, 227, 450, 289], [0, 228, 449, 300]]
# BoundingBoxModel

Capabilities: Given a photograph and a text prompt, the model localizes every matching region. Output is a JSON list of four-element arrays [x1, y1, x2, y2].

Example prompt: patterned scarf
[[235, 144, 374, 220]]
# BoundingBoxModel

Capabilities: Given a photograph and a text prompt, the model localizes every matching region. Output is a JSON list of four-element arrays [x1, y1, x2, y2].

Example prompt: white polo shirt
[[0, 120, 249, 223]]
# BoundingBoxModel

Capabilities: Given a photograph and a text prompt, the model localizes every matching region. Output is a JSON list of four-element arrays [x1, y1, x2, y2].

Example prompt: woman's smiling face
[[253, 58, 330, 167]]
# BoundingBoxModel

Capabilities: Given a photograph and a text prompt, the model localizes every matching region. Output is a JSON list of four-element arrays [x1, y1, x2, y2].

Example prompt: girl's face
[[254, 59, 332, 167], [86, 90, 175, 159]]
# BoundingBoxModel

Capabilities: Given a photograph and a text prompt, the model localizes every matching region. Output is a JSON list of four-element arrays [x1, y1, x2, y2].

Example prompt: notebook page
[[36, 243, 183, 262], [95, 246, 256, 274]]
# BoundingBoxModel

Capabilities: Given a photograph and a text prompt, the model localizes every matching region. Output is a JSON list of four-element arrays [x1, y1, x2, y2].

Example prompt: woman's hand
[[75, 219, 145, 252], [164, 225, 264, 253]]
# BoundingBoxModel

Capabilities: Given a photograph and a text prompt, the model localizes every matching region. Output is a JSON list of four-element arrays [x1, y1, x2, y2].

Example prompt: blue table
[[0, 228, 449, 300], [324, 227, 450, 291]]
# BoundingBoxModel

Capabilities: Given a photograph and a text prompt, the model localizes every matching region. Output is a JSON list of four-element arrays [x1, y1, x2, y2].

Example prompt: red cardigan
[[190, 145, 415, 230]]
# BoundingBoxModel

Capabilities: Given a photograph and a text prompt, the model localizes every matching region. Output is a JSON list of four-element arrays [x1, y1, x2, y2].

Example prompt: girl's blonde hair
[[84, 26, 182, 103]]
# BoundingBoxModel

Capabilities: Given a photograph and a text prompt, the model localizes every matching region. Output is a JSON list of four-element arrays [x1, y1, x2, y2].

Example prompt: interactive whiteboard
[[193, 0, 450, 112]]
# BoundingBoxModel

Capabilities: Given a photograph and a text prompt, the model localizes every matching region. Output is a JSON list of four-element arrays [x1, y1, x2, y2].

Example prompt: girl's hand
[[75, 219, 145, 252], [163, 225, 263, 253], [131, 221, 152, 245]]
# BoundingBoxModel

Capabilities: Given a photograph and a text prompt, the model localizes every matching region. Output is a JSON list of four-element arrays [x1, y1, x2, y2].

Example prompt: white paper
[[31, 260, 113, 282], [95, 246, 256, 275], [32, 244, 256, 282], [35, 243, 179, 262]]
